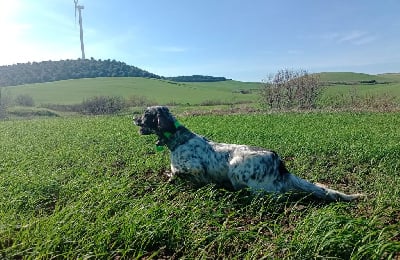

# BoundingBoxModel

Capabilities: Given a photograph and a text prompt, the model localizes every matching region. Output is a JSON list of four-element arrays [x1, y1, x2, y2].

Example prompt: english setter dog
[[134, 106, 363, 202]]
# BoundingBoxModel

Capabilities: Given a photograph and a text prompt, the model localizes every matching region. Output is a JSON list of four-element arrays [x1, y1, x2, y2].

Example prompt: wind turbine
[[74, 0, 86, 60]]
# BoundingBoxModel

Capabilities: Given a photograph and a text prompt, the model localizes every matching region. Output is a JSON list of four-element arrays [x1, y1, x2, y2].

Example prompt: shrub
[[0, 88, 9, 119], [41, 103, 80, 112], [127, 95, 155, 107], [7, 107, 59, 117], [15, 94, 35, 107], [80, 96, 125, 115], [200, 100, 231, 106], [0, 100, 5, 119], [260, 69, 322, 110]]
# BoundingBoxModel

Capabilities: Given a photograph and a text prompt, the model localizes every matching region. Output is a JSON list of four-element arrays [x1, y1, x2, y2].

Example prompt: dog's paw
[[165, 171, 177, 183], [315, 182, 328, 188]]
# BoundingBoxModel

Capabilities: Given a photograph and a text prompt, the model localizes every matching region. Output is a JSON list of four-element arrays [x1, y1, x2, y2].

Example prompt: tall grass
[[0, 113, 399, 258], [318, 84, 400, 111]]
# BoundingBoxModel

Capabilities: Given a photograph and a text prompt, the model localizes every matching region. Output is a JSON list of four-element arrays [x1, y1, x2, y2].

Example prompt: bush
[[41, 103, 80, 112], [0, 88, 8, 119], [0, 107, 5, 119], [7, 107, 59, 117], [43, 95, 152, 114], [126, 95, 155, 107], [0, 100, 6, 119], [15, 94, 35, 107], [80, 96, 125, 115], [260, 69, 321, 109]]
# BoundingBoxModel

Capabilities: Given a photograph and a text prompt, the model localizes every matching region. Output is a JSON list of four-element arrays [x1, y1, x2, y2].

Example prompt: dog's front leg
[[166, 167, 178, 183]]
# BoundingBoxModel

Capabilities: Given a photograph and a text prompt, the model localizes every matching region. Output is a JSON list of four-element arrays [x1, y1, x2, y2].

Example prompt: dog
[[134, 106, 363, 202]]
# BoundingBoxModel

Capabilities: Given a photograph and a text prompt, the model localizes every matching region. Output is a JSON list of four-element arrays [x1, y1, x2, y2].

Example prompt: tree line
[[166, 75, 227, 82], [0, 58, 161, 87]]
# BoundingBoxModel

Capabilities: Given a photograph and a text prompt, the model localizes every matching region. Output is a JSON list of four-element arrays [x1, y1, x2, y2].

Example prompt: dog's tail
[[284, 173, 364, 202]]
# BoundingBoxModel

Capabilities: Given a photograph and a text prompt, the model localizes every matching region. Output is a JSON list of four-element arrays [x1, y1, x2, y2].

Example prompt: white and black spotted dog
[[134, 106, 363, 202]]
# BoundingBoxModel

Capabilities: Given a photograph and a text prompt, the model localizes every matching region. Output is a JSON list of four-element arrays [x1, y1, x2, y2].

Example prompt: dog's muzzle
[[134, 117, 153, 135], [133, 117, 142, 126]]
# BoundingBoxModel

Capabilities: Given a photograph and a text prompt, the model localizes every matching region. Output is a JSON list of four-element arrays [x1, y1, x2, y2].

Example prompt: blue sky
[[1, 0, 399, 81]]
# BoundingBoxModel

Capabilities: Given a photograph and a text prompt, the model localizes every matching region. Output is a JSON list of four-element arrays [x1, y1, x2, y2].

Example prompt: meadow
[[2, 73, 400, 119], [3, 77, 260, 106], [1, 112, 399, 259]]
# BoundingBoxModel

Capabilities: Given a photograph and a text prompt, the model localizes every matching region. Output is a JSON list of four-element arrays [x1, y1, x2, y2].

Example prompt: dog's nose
[[133, 117, 142, 126]]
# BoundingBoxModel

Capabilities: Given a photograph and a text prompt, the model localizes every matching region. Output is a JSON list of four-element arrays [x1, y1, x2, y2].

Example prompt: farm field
[[3, 77, 260, 106], [319, 72, 400, 97], [318, 82, 400, 108], [0, 112, 399, 258], [3, 72, 400, 109], [318, 72, 399, 83]]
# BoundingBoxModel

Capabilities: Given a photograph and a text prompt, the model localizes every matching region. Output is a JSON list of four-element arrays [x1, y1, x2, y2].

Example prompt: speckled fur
[[134, 106, 363, 202]]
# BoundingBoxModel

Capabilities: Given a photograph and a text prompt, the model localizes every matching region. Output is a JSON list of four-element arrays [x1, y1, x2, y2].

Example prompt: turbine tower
[[74, 0, 86, 59]]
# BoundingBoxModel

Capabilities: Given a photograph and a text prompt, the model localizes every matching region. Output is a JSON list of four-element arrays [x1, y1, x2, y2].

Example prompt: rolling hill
[[2, 71, 399, 111], [377, 73, 400, 82], [318, 72, 400, 84], [3, 77, 260, 106], [0, 59, 161, 87]]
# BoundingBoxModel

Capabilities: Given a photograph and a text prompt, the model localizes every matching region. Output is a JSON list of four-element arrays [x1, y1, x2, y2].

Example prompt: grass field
[[3, 78, 260, 106], [1, 112, 399, 258], [318, 82, 400, 108], [3, 73, 400, 113], [318, 72, 398, 83]]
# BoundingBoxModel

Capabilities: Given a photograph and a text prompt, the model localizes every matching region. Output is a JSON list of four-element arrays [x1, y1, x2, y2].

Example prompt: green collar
[[157, 121, 185, 151], [162, 120, 181, 139]]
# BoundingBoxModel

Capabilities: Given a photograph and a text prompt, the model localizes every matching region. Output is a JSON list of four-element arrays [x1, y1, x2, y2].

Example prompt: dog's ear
[[156, 106, 176, 133]]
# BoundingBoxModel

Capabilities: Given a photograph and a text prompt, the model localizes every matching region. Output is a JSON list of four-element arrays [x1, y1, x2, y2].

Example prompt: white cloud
[[322, 31, 377, 45], [351, 35, 376, 46], [337, 31, 366, 43]]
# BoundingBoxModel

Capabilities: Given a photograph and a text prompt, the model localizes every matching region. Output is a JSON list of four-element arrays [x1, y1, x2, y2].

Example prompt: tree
[[260, 69, 321, 110], [0, 59, 161, 87]]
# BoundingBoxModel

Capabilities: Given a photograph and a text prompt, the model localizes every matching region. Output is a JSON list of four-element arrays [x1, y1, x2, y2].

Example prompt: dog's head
[[134, 106, 178, 137]]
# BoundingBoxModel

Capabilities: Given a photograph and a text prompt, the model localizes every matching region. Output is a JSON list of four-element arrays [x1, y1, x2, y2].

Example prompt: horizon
[[1, 59, 398, 84], [1, 0, 399, 81]]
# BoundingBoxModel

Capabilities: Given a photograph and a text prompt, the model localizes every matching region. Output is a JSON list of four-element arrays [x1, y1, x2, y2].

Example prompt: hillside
[[0, 59, 231, 87], [0, 59, 161, 87], [377, 73, 400, 82], [318, 72, 394, 84], [4, 77, 260, 105], [2, 71, 399, 113]]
